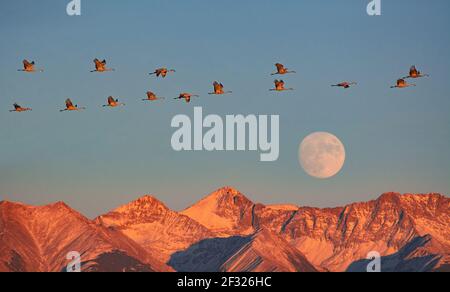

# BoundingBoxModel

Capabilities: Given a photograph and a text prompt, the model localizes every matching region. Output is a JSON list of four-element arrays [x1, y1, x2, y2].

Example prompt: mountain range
[[1, 187, 449, 272]]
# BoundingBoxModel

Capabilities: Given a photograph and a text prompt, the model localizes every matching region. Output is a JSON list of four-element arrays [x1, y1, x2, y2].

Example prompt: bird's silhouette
[[270, 80, 294, 91], [91, 59, 115, 72], [60, 99, 86, 112], [209, 82, 232, 95], [143, 91, 165, 101], [174, 93, 199, 103], [103, 96, 125, 108], [10, 103, 32, 112], [404, 66, 429, 79], [149, 68, 176, 78], [18, 60, 43, 73], [332, 82, 357, 89], [271, 63, 296, 75], [391, 79, 416, 89]]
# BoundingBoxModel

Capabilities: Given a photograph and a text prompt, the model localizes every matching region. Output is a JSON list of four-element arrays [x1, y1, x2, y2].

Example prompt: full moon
[[299, 132, 346, 179]]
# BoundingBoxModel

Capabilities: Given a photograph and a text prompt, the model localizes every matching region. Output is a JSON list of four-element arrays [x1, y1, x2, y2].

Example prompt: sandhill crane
[[271, 63, 296, 75], [143, 91, 164, 101], [391, 79, 416, 89], [103, 96, 125, 108], [404, 66, 429, 79], [60, 99, 86, 112], [332, 82, 357, 89], [270, 80, 294, 92], [174, 93, 199, 103], [9, 103, 32, 112], [149, 68, 176, 78], [91, 59, 115, 72], [209, 82, 232, 95], [18, 60, 43, 73]]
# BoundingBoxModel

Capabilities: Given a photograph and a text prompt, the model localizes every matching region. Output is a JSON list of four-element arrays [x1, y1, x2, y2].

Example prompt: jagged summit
[[0, 200, 22, 207], [135, 194, 164, 203], [0, 200, 72, 211], [195, 186, 254, 205], [0, 199, 86, 223], [98, 195, 174, 227], [47, 201, 77, 211], [375, 192, 445, 204], [127, 194, 167, 207], [113, 195, 170, 214], [378, 192, 402, 201], [181, 187, 257, 236]]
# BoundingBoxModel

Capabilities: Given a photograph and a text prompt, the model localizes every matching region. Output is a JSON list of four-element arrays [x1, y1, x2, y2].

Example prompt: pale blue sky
[[0, 0, 449, 218]]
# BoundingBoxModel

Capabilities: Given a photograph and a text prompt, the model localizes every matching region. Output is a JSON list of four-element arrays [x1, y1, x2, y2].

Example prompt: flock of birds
[[9, 59, 430, 113]]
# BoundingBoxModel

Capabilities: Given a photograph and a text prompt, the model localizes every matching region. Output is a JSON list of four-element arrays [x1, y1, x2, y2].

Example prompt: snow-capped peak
[[112, 195, 170, 215], [181, 187, 257, 236]]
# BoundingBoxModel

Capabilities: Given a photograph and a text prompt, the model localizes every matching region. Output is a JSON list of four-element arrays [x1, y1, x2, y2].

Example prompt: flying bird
[[174, 93, 199, 103], [103, 96, 125, 108], [149, 68, 176, 78], [391, 79, 416, 89], [91, 59, 115, 72], [60, 99, 86, 112], [209, 82, 232, 95], [404, 66, 429, 79], [9, 103, 32, 112], [332, 82, 357, 89], [270, 80, 294, 92], [271, 63, 296, 75], [18, 60, 43, 73], [143, 91, 164, 101]]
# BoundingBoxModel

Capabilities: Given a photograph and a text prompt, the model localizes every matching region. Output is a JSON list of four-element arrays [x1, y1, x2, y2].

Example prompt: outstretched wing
[[275, 63, 285, 72], [94, 59, 105, 70], [23, 59, 34, 70], [65, 99, 74, 108], [213, 81, 223, 92], [107, 96, 115, 105]]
